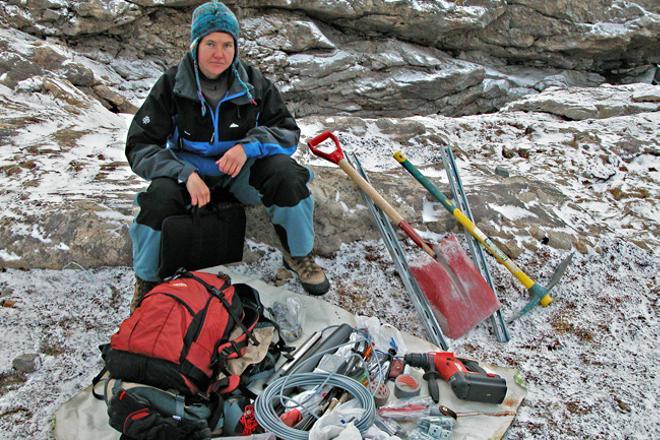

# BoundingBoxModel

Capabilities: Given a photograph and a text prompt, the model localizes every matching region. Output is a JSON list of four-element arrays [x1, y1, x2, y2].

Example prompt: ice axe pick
[[393, 151, 574, 321]]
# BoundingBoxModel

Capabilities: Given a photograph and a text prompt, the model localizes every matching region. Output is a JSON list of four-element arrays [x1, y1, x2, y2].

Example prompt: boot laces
[[292, 254, 319, 277]]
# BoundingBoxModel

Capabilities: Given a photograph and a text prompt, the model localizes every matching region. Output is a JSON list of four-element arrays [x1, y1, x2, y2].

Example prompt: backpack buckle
[[165, 267, 188, 281], [221, 340, 242, 358], [216, 272, 232, 285]]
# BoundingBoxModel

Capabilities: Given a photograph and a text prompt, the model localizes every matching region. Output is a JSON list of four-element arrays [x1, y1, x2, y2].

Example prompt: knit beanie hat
[[189, 1, 253, 116]]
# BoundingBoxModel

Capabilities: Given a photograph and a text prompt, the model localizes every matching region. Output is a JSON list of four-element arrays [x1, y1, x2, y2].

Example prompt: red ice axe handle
[[307, 130, 345, 164]]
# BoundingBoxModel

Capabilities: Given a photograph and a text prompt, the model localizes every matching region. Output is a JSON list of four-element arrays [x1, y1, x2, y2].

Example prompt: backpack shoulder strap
[[184, 274, 260, 346]]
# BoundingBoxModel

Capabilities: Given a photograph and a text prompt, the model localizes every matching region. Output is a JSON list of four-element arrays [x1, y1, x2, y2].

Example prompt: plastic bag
[[271, 297, 304, 342], [309, 422, 361, 440], [377, 397, 434, 421], [309, 401, 365, 440], [372, 414, 403, 437], [409, 415, 455, 440], [355, 316, 408, 355], [364, 424, 403, 440]]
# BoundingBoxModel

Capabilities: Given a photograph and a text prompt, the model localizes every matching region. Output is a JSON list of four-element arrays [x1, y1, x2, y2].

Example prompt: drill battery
[[448, 358, 507, 404]]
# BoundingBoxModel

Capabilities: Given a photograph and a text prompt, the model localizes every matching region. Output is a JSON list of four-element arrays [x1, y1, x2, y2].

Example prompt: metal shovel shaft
[[349, 153, 449, 349]]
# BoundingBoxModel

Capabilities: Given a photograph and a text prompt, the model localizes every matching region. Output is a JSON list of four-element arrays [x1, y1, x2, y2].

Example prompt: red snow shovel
[[307, 131, 500, 339]]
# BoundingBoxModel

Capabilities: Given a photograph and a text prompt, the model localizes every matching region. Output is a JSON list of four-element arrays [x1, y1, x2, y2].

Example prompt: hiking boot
[[282, 253, 330, 296], [131, 276, 158, 312]]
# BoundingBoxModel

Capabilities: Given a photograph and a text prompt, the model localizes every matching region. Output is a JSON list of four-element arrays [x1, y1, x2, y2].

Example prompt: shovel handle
[[307, 131, 436, 258], [338, 160, 435, 258], [307, 131, 345, 164]]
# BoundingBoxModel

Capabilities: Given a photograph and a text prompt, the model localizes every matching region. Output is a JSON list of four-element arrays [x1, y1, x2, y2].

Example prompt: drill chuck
[[403, 353, 429, 369]]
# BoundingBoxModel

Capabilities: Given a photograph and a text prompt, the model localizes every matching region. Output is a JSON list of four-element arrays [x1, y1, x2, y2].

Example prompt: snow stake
[[348, 152, 449, 350], [393, 151, 574, 321], [308, 131, 499, 339], [438, 146, 509, 342]]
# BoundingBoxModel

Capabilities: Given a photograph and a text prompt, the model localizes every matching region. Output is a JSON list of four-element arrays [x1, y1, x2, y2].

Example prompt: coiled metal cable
[[254, 372, 376, 439]]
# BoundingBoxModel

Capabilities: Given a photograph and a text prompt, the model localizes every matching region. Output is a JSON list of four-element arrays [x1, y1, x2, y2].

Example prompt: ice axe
[[393, 151, 574, 321], [308, 131, 500, 339]]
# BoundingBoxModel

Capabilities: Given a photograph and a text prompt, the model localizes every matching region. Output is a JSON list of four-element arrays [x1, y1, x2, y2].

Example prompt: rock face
[[245, 0, 660, 69], [0, 1, 658, 269], [504, 83, 660, 120], [1, 1, 657, 118]]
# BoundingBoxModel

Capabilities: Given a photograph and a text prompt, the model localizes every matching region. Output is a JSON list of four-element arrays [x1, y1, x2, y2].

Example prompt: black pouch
[[158, 202, 246, 279], [106, 386, 211, 440]]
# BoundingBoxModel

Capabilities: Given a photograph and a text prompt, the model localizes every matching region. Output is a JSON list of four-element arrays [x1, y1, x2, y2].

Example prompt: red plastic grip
[[306, 130, 345, 164]]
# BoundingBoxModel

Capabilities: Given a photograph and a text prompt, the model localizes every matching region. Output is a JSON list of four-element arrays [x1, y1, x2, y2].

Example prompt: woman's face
[[197, 31, 235, 79]]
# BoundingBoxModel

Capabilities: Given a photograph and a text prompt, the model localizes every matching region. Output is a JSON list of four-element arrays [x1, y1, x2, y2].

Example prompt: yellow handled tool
[[394, 151, 573, 321]]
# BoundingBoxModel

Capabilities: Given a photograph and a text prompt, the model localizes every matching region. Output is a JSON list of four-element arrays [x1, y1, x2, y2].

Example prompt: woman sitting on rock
[[125, 1, 330, 309]]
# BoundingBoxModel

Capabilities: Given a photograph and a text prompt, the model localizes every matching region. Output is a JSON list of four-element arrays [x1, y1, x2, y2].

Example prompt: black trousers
[[130, 155, 315, 281]]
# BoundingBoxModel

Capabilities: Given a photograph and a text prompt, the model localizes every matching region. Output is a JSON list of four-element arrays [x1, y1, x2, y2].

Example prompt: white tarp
[[54, 267, 526, 440]]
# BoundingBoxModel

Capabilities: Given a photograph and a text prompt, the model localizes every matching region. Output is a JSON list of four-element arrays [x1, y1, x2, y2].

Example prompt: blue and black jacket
[[126, 52, 300, 182]]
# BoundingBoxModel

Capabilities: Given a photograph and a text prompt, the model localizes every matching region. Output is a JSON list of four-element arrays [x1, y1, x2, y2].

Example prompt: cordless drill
[[404, 352, 507, 404]]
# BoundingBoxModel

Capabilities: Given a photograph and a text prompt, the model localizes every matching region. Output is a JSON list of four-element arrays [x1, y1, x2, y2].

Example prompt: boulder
[[63, 62, 96, 87], [504, 83, 660, 120], [0, 53, 44, 89], [0, 161, 588, 268], [32, 45, 66, 70], [43, 77, 90, 107], [93, 84, 139, 113]]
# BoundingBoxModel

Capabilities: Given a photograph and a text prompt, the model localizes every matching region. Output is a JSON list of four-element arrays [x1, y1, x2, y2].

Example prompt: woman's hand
[[186, 172, 211, 207], [217, 144, 247, 178]]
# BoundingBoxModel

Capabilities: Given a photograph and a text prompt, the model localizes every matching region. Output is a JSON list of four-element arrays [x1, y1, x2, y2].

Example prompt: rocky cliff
[[0, 0, 658, 270]]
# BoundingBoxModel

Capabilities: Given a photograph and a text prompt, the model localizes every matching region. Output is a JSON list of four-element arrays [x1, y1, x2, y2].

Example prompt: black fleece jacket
[[126, 53, 300, 182]]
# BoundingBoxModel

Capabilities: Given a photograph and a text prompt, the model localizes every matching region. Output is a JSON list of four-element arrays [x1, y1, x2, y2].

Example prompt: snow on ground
[[0, 85, 139, 207], [0, 92, 657, 438], [0, 95, 658, 438], [0, 235, 657, 439], [298, 110, 660, 255]]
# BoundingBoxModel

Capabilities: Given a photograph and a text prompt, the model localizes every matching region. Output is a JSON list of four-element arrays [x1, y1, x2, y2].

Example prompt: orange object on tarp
[[409, 234, 500, 339]]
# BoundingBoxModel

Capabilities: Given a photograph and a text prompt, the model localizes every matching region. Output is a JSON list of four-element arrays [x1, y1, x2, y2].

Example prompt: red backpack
[[101, 271, 262, 396]]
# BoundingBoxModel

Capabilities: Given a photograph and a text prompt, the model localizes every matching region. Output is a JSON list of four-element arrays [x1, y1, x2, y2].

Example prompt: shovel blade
[[409, 234, 500, 339]]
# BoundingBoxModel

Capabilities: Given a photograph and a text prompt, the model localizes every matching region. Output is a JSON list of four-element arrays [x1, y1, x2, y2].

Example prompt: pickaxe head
[[509, 252, 574, 322]]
